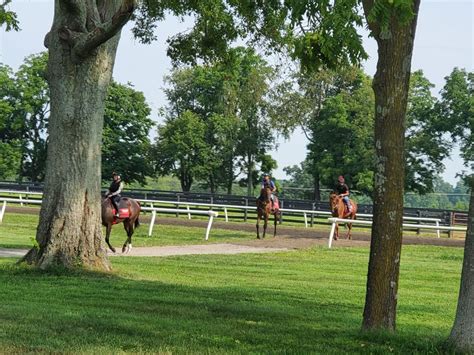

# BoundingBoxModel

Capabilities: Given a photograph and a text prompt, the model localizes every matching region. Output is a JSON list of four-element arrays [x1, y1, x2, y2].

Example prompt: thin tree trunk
[[313, 171, 321, 201], [226, 157, 234, 195], [247, 154, 254, 197], [21, 1, 135, 270], [449, 184, 474, 351], [361, 0, 421, 331]]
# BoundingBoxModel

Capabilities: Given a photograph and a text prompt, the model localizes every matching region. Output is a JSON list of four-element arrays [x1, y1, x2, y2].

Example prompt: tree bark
[[449, 183, 474, 351], [21, 0, 135, 270], [361, 0, 421, 330]]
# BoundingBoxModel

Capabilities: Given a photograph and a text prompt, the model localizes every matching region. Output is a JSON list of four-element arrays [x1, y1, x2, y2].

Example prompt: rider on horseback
[[335, 175, 352, 213], [261, 173, 276, 212], [106, 172, 123, 217]]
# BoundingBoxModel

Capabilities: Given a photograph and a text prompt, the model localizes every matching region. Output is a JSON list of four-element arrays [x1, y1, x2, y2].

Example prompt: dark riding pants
[[110, 195, 121, 212]]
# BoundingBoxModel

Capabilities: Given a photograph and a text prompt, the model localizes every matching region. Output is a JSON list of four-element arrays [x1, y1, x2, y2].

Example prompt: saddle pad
[[273, 200, 280, 210], [113, 208, 130, 219], [118, 208, 130, 218]]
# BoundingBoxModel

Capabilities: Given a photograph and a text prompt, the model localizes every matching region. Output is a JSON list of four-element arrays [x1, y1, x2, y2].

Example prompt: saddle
[[112, 198, 130, 221]]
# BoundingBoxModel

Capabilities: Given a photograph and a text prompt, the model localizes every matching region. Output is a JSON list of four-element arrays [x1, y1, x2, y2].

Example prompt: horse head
[[329, 192, 340, 212]]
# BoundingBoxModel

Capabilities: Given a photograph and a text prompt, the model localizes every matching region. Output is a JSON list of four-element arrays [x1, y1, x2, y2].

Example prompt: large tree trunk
[[361, 0, 421, 330], [21, 0, 135, 270], [449, 183, 474, 351]]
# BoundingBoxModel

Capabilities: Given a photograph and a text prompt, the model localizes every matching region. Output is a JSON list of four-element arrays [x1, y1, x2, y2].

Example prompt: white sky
[[1, 0, 472, 185]]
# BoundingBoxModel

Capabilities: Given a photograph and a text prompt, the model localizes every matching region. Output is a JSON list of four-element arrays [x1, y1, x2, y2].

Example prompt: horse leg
[[122, 221, 133, 254], [263, 213, 268, 239], [347, 222, 353, 240], [105, 224, 116, 253], [334, 221, 339, 241], [256, 213, 261, 239], [273, 212, 277, 237]]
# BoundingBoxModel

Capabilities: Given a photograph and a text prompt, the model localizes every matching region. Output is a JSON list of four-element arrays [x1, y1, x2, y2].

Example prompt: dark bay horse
[[329, 192, 357, 240], [256, 187, 280, 239], [102, 197, 141, 253]]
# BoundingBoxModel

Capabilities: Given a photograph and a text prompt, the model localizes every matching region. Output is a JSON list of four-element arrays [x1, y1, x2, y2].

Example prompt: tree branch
[[61, 0, 136, 62]]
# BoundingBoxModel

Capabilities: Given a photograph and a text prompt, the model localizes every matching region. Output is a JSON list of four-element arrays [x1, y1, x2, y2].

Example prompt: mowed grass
[[0, 213, 256, 249], [0, 245, 463, 353], [0, 213, 464, 353]]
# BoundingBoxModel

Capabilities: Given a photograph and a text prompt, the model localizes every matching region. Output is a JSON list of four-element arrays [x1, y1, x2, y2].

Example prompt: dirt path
[[0, 244, 289, 258]]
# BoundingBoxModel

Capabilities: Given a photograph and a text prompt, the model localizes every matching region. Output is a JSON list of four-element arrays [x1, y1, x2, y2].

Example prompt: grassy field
[[0, 213, 464, 353]]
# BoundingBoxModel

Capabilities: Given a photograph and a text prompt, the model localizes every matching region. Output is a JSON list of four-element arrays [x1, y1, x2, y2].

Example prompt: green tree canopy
[[153, 110, 210, 192], [102, 82, 154, 185]]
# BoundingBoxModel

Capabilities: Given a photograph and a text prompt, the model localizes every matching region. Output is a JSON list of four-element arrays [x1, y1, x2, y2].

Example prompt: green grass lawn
[[0, 245, 463, 353], [0, 213, 464, 353]]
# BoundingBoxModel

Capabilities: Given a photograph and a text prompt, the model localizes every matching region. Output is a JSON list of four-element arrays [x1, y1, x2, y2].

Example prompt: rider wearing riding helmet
[[106, 172, 124, 217], [334, 175, 352, 212], [261, 173, 276, 211]]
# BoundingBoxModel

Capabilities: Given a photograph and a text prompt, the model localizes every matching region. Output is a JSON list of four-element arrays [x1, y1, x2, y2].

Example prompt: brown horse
[[256, 187, 280, 239], [101, 197, 141, 253], [329, 192, 357, 240]]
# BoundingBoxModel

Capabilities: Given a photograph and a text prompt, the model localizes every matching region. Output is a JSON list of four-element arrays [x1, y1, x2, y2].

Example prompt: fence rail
[[0, 195, 456, 239], [327, 217, 467, 248]]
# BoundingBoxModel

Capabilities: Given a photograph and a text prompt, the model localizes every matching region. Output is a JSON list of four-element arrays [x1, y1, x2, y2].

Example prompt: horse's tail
[[135, 217, 140, 228]]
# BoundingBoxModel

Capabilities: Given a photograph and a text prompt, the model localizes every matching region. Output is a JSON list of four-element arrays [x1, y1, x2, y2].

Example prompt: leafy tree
[[405, 70, 451, 193], [0, 63, 21, 179], [102, 82, 154, 185], [271, 68, 375, 198], [0, 0, 19, 31], [162, 64, 236, 193], [232, 49, 275, 196], [153, 111, 210, 192], [161, 47, 275, 194], [440, 68, 473, 175], [14, 53, 50, 182]]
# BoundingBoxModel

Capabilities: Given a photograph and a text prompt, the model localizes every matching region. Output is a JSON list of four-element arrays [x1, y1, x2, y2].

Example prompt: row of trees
[[2, 53, 470, 204], [1, 1, 472, 350], [274, 67, 472, 200], [0, 53, 153, 184], [155, 47, 276, 194]]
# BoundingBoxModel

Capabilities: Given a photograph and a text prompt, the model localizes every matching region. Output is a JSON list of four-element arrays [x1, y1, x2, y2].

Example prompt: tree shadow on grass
[[0, 260, 450, 354]]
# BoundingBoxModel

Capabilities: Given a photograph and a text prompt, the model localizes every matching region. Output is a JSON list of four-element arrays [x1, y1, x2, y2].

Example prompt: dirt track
[[4, 206, 465, 250]]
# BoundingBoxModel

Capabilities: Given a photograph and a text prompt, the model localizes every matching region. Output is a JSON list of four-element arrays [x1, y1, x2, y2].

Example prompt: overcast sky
[[1, 0, 472, 185]]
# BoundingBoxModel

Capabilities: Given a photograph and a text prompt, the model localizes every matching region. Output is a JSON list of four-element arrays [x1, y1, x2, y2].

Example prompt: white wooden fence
[[327, 217, 467, 248], [0, 198, 218, 240]]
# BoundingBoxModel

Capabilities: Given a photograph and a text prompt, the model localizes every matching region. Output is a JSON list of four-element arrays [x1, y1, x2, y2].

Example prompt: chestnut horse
[[256, 187, 280, 239], [329, 192, 357, 240], [101, 197, 141, 253]]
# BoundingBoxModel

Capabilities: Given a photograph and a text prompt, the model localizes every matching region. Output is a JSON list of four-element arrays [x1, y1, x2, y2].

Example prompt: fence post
[[449, 212, 454, 239], [416, 210, 421, 235], [176, 195, 180, 218], [0, 201, 6, 223], [244, 198, 248, 222], [311, 203, 315, 227], [148, 210, 156, 237], [205, 212, 217, 240]]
